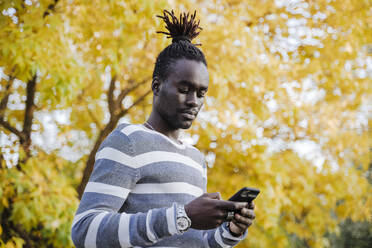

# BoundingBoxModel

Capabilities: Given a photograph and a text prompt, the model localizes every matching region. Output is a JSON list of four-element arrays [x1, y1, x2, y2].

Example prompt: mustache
[[179, 109, 199, 116]]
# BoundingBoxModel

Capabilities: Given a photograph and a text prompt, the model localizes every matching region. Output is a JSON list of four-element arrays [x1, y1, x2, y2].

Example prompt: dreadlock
[[153, 10, 207, 82]]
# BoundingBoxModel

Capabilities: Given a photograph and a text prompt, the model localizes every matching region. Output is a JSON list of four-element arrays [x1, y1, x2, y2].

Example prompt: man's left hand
[[228, 201, 255, 237]]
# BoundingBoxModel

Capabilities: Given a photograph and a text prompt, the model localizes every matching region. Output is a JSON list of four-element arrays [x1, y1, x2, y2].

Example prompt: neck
[[146, 110, 181, 143]]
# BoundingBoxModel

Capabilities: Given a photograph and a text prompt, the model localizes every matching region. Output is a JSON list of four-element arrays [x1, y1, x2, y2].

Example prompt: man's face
[[153, 58, 209, 129]]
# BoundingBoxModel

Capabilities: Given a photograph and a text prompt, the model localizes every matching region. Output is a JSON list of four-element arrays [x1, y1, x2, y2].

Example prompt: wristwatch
[[176, 206, 192, 233]]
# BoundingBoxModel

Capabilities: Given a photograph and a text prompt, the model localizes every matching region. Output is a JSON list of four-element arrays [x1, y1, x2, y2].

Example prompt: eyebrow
[[178, 80, 208, 90]]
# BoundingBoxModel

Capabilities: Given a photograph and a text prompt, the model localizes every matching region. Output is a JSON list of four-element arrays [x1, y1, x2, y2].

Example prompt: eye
[[198, 90, 207, 98], [178, 87, 189, 94]]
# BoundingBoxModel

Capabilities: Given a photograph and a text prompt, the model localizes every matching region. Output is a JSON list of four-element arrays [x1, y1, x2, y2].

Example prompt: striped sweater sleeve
[[71, 128, 181, 248], [203, 223, 248, 247]]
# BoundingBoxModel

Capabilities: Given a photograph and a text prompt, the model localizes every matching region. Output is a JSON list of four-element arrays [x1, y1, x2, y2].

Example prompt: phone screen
[[229, 187, 260, 203]]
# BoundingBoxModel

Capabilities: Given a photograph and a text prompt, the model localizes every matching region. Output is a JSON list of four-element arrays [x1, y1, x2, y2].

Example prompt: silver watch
[[176, 206, 191, 233]]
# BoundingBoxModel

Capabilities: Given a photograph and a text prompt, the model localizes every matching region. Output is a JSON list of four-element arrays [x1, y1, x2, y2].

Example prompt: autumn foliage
[[0, 0, 371, 247]]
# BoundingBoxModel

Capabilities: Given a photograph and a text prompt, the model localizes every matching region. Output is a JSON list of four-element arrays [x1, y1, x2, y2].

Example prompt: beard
[[158, 110, 195, 130]]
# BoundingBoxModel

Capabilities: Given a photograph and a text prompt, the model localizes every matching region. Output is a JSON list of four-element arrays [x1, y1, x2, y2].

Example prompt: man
[[71, 10, 255, 247]]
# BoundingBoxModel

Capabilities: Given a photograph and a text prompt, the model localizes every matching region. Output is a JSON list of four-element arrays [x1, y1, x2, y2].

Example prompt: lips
[[180, 109, 198, 119]]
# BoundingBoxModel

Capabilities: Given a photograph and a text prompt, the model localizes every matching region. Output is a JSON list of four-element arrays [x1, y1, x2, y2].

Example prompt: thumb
[[204, 192, 222, 200], [234, 202, 248, 210]]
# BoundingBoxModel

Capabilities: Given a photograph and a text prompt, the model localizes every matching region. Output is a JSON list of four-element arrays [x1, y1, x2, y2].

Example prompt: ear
[[152, 77, 161, 96]]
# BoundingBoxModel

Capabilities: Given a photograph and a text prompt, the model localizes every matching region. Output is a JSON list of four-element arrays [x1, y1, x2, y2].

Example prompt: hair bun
[[156, 10, 202, 45], [172, 36, 192, 43]]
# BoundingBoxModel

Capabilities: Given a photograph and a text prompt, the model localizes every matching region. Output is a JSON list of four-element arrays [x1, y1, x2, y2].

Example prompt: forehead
[[166, 59, 209, 88]]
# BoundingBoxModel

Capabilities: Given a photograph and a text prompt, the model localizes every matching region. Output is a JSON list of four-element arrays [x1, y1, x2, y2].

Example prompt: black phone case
[[229, 187, 260, 202]]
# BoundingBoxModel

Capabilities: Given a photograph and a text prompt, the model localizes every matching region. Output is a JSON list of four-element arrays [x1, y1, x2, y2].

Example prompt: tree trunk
[[77, 115, 120, 198], [76, 79, 151, 199]]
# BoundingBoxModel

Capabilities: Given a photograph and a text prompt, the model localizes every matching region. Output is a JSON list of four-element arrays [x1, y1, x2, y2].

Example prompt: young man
[[71, 10, 256, 247]]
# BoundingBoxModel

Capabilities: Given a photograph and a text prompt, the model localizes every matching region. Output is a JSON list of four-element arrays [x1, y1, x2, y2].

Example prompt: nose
[[186, 91, 198, 107]]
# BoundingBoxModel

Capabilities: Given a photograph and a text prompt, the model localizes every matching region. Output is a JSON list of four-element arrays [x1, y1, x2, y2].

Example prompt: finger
[[230, 220, 246, 234], [217, 200, 247, 211], [240, 208, 255, 219], [216, 200, 236, 211], [206, 192, 222, 200], [248, 201, 255, 209], [234, 213, 253, 226], [234, 201, 249, 210], [231, 219, 248, 230]]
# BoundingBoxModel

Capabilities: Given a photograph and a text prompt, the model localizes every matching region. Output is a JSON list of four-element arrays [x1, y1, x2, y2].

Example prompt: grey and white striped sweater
[[71, 123, 247, 248]]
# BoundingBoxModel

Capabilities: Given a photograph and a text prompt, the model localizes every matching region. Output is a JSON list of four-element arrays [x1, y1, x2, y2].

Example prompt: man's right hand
[[184, 192, 248, 230]]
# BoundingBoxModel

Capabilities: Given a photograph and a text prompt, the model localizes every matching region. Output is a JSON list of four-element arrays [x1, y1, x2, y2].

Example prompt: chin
[[178, 120, 194, 129]]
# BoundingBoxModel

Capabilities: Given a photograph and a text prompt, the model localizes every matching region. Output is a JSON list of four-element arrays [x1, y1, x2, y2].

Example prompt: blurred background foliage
[[0, 0, 371, 247]]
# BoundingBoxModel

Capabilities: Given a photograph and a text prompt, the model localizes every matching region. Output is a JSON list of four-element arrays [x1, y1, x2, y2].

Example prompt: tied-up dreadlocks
[[156, 10, 202, 45], [153, 9, 207, 82]]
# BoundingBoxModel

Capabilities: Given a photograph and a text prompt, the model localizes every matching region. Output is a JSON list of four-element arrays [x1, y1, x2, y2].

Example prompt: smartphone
[[229, 187, 260, 203]]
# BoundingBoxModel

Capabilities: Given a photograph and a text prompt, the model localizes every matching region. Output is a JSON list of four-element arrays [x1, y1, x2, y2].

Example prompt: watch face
[[177, 217, 189, 231]]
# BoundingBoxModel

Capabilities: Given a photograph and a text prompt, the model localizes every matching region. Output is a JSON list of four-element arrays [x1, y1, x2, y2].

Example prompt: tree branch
[[107, 75, 117, 115], [117, 77, 150, 106], [43, 0, 59, 18], [17, 74, 37, 164], [0, 75, 23, 141], [0, 119, 24, 142], [22, 75, 36, 140], [0, 76, 14, 115], [119, 89, 151, 117], [77, 81, 150, 197]]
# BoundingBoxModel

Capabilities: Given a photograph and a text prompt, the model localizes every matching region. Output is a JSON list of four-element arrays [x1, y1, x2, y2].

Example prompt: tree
[[1, 0, 371, 247], [0, 0, 84, 246], [326, 162, 372, 248], [1, 0, 167, 246], [185, 0, 372, 247], [62, 0, 168, 198]]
